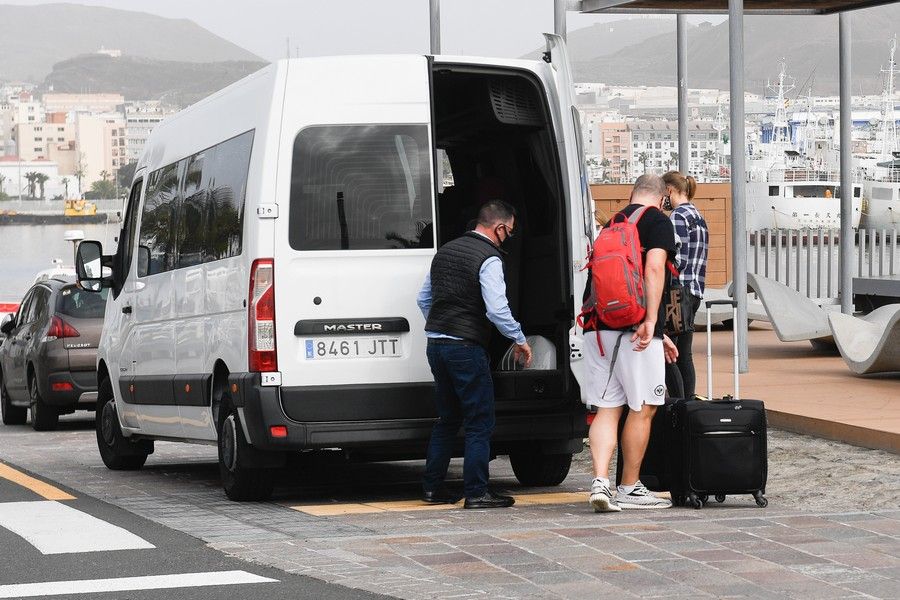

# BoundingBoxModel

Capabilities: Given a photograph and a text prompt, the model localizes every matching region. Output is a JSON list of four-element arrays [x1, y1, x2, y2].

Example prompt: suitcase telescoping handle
[[705, 299, 739, 402]]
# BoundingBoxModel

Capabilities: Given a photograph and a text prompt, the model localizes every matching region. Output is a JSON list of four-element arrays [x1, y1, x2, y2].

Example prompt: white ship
[[746, 61, 862, 231], [861, 37, 900, 231]]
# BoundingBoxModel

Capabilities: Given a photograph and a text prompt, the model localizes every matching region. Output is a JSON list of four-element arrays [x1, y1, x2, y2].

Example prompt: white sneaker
[[589, 478, 622, 513], [616, 481, 672, 509]]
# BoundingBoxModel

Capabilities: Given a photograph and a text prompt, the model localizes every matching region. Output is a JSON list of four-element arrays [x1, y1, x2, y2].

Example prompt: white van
[[76, 35, 596, 501]]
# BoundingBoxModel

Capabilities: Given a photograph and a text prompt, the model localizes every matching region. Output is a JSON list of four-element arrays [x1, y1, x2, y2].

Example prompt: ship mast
[[767, 59, 795, 152], [879, 36, 898, 160]]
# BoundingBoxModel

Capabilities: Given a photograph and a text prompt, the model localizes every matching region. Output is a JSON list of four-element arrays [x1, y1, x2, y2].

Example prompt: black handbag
[[664, 268, 695, 336]]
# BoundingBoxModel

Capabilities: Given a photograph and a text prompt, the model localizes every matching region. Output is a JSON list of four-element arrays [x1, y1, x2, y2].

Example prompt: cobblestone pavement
[[1, 419, 898, 599]]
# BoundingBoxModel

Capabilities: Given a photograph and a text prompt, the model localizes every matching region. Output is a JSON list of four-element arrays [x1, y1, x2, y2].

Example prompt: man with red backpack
[[581, 174, 678, 511]]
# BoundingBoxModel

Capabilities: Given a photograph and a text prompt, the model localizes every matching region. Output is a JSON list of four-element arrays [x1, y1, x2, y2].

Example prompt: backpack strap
[[628, 205, 652, 225]]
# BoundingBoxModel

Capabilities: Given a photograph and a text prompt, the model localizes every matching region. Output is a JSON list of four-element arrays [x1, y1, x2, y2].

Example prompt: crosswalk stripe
[[0, 570, 278, 598], [288, 491, 590, 516], [0, 501, 155, 554], [0, 462, 75, 501]]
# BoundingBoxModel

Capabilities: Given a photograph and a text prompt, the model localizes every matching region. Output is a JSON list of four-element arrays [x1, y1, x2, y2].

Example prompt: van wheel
[[29, 372, 59, 431], [509, 452, 572, 487], [1, 377, 26, 425], [96, 378, 151, 470], [217, 403, 275, 501]]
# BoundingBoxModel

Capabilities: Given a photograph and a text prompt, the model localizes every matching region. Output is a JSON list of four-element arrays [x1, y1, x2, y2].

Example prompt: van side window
[[202, 131, 252, 261], [139, 163, 180, 276], [288, 125, 434, 251], [114, 177, 143, 292], [176, 153, 208, 268]]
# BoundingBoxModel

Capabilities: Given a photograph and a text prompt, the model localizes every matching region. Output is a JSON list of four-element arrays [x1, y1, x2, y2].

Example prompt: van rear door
[[272, 57, 437, 422], [541, 34, 595, 392]]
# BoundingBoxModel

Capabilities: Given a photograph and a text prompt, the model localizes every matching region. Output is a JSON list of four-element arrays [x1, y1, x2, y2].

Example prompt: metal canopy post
[[839, 12, 854, 314], [677, 13, 689, 171], [429, 0, 441, 54], [555, 0, 568, 39], [729, 0, 750, 372]]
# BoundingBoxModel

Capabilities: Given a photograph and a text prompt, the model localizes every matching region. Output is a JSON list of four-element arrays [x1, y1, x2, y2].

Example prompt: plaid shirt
[[670, 203, 709, 298]]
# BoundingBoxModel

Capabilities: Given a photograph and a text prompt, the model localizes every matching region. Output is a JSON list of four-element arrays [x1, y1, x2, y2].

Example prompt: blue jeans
[[423, 340, 495, 498]]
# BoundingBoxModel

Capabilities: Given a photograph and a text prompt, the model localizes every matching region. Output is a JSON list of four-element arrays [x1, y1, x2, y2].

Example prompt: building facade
[[629, 120, 724, 179], [123, 101, 174, 163]]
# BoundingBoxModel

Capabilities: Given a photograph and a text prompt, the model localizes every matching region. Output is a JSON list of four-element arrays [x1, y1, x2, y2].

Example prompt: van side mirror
[[76, 240, 113, 292], [0, 314, 13, 336]]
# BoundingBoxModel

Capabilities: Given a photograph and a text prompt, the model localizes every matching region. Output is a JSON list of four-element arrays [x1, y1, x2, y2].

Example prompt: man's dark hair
[[476, 200, 516, 227]]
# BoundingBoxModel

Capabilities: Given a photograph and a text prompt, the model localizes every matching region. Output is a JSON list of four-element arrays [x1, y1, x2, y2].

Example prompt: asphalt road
[[0, 457, 390, 600]]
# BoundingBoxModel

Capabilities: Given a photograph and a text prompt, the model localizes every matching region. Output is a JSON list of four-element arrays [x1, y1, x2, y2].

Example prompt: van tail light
[[46, 316, 80, 340], [52, 381, 74, 392], [248, 258, 277, 372]]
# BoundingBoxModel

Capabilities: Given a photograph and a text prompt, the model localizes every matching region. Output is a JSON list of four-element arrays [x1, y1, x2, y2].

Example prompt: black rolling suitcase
[[617, 299, 768, 509]]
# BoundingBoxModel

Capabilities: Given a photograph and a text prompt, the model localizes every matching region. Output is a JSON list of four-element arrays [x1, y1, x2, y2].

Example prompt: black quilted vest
[[425, 232, 502, 347]]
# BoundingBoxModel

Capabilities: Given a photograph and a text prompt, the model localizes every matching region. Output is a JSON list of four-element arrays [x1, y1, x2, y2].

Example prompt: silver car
[[0, 277, 107, 430]]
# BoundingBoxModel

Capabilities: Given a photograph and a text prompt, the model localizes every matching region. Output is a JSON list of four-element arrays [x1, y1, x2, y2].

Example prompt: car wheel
[[29, 372, 59, 431], [509, 452, 572, 487], [217, 400, 275, 501], [1, 376, 26, 425], [96, 377, 151, 470]]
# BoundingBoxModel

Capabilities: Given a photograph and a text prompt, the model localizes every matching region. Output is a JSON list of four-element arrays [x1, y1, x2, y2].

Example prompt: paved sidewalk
[[0, 420, 898, 599], [700, 326, 900, 453]]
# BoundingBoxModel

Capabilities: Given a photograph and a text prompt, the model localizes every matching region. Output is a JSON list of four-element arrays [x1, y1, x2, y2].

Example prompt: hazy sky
[[5, 0, 725, 60]]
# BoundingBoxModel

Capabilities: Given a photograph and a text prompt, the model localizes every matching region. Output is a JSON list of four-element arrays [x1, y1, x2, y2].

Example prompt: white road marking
[[0, 570, 278, 598], [0, 500, 154, 554]]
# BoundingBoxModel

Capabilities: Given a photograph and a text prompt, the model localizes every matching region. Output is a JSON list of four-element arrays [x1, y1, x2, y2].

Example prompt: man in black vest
[[417, 200, 533, 509]]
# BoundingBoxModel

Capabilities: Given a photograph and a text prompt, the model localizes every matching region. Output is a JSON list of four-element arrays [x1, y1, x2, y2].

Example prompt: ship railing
[[747, 227, 899, 302], [869, 171, 900, 183]]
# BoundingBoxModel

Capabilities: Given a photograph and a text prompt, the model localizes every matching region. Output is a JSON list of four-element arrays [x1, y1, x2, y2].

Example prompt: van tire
[[217, 402, 275, 501], [509, 452, 572, 487], [96, 377, 151, 470], [29, 372, 59, 431], [1, 377, 26, 425]]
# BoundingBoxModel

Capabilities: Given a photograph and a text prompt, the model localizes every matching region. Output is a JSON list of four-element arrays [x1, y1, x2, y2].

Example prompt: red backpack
[[578, 206, 650, 331]]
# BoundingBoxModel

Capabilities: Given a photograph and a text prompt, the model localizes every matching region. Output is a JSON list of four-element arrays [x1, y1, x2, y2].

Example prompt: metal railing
[[747, 227, 899, 301]]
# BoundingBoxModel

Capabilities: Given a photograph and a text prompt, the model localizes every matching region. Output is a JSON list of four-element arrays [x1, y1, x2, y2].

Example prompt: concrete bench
[[828, 304, 900, 375], [733, 273, 836, 345]]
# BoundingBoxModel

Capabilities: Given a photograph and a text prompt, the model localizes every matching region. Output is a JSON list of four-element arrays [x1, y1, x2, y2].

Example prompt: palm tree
[[35, 173, 49, 200], [637, 152, 650, 175], [24, 172, 39, 199], [669, 151, 680, 171], [600, 158, 611, 181], [61, 177, 70, 198], [702, 149, 718, 177], [620, 159, 629, 183], [0, 173, 6, 195], [99, 169, 110, 182], [74, 152, 86, 197]]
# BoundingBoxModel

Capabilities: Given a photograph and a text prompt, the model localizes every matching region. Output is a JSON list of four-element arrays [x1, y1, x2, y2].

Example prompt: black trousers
[[666, 294, 703, 399]]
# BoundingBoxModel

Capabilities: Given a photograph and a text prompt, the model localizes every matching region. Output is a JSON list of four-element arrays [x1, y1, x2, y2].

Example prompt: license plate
[[305, 337, 401, 360]]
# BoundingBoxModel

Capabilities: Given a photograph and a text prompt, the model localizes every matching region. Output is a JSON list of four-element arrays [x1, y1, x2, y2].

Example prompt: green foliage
[[89, 178, 117, 199]]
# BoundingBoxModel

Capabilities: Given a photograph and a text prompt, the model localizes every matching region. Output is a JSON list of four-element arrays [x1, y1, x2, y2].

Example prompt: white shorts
[[583, 330, 666, 412]]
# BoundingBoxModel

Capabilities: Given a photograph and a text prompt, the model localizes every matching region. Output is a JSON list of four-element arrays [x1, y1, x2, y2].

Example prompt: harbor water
[[0, 223, 120, 303]]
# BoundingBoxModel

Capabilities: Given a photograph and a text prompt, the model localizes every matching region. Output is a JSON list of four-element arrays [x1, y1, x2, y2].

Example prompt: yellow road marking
[[0, 462, 75, 501], [288, 491, 591, 516]]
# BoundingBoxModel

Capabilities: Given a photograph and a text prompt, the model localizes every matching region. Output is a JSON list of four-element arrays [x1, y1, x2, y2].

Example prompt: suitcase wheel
[[688, 494, 703, 509], [753, 491, 768, 508], [699, 494, 709, 505], [715, 494, 726, 503]]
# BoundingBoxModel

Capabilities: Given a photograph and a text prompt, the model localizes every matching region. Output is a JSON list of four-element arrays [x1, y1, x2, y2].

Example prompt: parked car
[[0, 277, 107, 430]]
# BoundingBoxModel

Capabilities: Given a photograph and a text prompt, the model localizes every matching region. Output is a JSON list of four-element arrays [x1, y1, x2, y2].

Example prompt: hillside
[[42, 54, 267, 107], [523, 18, 677, 60], [0, 2, 262, 82], [537, 6, 899, 94]]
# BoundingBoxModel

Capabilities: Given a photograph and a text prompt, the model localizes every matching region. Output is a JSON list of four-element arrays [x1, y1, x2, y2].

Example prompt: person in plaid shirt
[[663, 171, 709, 399]]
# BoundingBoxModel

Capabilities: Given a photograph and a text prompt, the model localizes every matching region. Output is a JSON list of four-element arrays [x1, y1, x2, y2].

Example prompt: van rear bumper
[[230, 373, 585, 453]]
